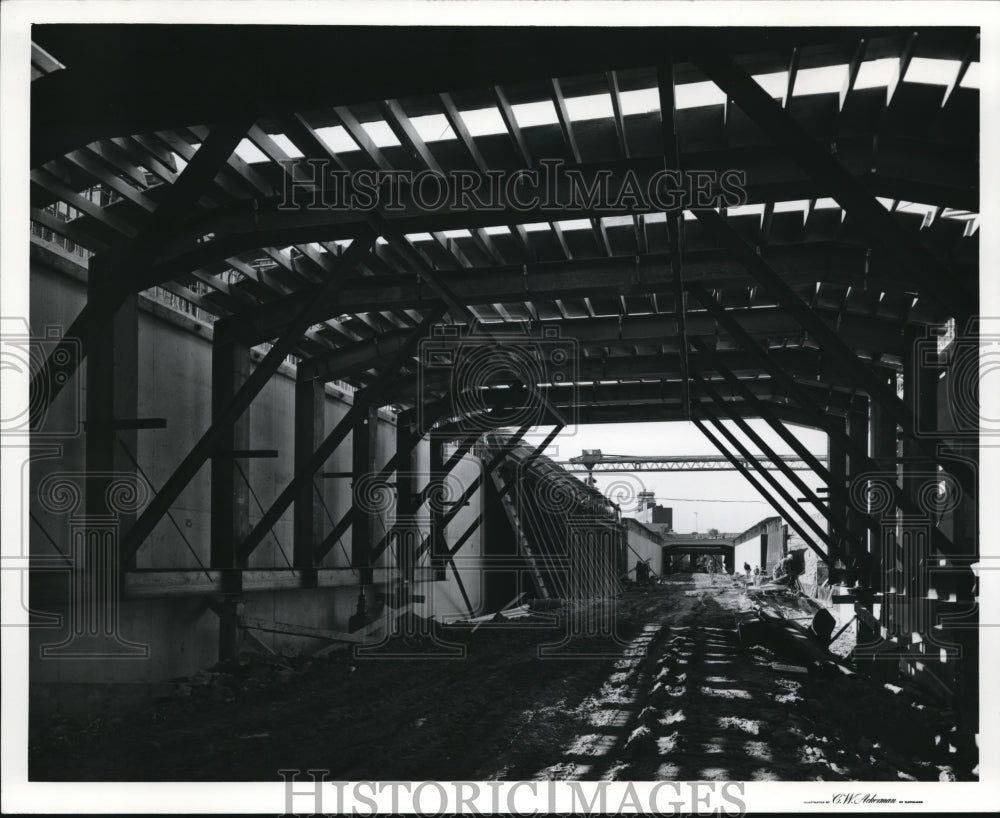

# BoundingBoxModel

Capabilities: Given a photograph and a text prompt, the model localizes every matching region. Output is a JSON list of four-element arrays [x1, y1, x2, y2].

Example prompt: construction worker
[[635, 559, 650, 587]]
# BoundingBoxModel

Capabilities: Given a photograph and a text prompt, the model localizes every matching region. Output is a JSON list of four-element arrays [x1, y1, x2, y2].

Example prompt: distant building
[[733, 516, 786, 573], [651, 505, 673, 530]]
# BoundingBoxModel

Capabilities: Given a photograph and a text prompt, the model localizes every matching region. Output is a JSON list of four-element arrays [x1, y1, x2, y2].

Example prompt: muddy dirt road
[[30, 574, 974, 782]]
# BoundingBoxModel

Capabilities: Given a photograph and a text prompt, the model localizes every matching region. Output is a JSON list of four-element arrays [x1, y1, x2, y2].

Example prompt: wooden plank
[[124, 567, 440, 598], [239, 616, 380, 645]]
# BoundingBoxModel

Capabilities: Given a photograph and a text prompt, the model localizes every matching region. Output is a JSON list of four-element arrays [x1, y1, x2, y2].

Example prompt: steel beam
[[306, 324, 899, 397], [689, 336, 835, 480], [686, 216, 973, 497], [656, 59, 691, 421], [427, 400, 827, 440], [120, 234, 376, 564], [692, 372, 836, 555], [410, 379, 855, 425], [30, 120, 255, 420], [691, 284, 964, 557], [412, 422, 534, 565], [311, 401, 456, 564], [393, 417, 419, 583], [149, 141, 979, 275], [361, 422, 484, 569], [691, 45, 973, 319], [693, 411, 831, 563], [235, 305, 447, 564], [694, 362, 850, 549], [826, 415, 848, 558], [400, 348, 865, 406], [36, 27, 971, 163]]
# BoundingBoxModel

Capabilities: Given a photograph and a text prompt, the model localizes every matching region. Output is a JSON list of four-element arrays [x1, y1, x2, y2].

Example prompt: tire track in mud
[[524, 577, 858, 782]]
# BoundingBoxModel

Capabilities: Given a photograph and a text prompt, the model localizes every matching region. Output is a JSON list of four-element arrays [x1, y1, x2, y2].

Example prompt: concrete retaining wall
[[622, 517, 663, 578], [27, 241, 484, 702]]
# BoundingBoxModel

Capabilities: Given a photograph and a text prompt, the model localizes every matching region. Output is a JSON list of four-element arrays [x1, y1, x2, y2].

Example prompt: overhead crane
[[558, 449, 828, 473]]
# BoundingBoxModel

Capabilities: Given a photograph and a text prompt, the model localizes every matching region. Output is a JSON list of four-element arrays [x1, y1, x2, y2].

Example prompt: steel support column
[[294, 368, 324, 575], [85, 257, 139, 542], [845, 401, 871, 561], [903, 326, 938, 507], [351, 403, 379, 586], [394, 416, 420, 583], [827, 416, 848, 558], [428, 432, 447, 581], [870, 372, 899, 592], [211, 336, 251, 661]]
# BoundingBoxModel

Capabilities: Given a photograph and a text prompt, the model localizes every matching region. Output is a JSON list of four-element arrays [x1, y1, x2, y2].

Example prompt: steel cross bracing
[[27, 25, 980, 590], [557, 454, 827, 472]]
